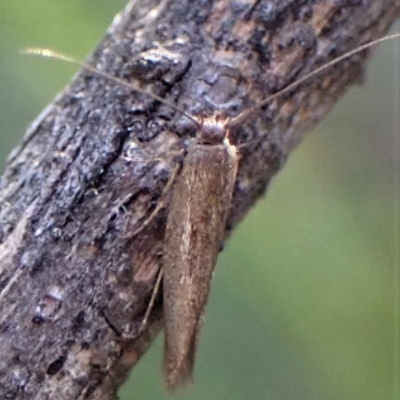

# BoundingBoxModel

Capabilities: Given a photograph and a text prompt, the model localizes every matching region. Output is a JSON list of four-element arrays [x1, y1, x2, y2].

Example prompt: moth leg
[[130, 162, 180, 238], [138, 268, 164, 334], [119, 268, 163, 340], [121, 160, 180, 339]]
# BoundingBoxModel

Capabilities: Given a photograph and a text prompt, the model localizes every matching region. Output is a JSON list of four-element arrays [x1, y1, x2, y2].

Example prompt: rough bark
[[0, 0, 399, 399]]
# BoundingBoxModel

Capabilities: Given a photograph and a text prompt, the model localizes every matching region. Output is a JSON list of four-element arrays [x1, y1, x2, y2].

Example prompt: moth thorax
[[197, 115, 227, 145]]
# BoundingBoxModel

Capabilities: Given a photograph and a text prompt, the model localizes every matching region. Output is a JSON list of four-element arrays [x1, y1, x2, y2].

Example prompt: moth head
[[196, 114, 228, 145]]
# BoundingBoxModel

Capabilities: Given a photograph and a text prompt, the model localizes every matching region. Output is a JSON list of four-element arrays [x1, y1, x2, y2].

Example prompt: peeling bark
[[0, 0, 399, 398]]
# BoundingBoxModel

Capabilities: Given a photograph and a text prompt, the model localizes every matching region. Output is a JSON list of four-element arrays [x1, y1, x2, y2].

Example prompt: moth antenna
[[227, 32, 400, 128], [21, 47, 199, 125]]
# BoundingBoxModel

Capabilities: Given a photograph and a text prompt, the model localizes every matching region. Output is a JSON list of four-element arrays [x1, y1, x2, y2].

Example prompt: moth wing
[[162, 142, 237, 390]]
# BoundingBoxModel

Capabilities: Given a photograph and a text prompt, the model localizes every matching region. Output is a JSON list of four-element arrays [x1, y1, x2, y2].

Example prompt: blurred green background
[[0, 2, 398, 400]]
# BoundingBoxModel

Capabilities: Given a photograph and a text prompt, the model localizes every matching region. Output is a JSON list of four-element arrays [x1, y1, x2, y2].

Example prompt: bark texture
[[0, 0, 399, 399]]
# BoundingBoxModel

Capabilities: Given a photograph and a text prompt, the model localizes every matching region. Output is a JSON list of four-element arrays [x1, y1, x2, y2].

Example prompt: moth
[[162, 115, 238, 389], [24, 32, 400, 390]]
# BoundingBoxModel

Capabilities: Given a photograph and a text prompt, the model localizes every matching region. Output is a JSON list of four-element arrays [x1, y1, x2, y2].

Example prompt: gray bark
[[0, 0, 399, 398]]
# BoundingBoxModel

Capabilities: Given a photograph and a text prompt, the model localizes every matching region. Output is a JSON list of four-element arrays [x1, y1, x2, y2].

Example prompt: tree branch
[[0, 0, 399, 398]]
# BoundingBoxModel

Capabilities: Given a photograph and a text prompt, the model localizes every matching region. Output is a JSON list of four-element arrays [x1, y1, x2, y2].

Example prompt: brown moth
[[23, 32, 400, 390], [162, 116, 238, 389]]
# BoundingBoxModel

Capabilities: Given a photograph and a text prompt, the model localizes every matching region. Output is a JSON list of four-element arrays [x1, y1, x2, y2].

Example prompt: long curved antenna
[[227, 32, 400, 128], [23, 33, 400, 130], [22, 48, 199, 126]]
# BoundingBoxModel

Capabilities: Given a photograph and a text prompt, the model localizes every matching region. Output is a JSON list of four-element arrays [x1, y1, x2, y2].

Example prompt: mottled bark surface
[[0, 0, 399, 399]]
